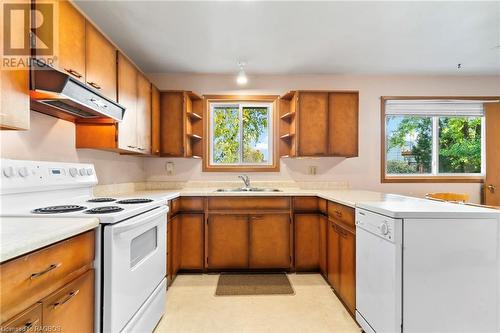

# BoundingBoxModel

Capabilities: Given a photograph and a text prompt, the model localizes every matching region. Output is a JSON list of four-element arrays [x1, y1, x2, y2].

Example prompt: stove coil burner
[[84, 206, 124, 214], [87, 198, 116, 203], [32, 205, 87, 214], [116, 198, 154, 204]]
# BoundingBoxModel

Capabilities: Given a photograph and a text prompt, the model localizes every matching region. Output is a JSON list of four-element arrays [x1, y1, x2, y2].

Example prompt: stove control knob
[[69, 168, 78, 177], [86, 168, 93, 176], [380, 222, 389, 235], [79, 168, 86, 176], [18, 167, 29, 178], [2, 166, 15, 178]]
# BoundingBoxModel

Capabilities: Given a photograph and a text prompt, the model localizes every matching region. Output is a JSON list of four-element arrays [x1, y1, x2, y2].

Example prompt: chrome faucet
[[238, 175, 251, 189]]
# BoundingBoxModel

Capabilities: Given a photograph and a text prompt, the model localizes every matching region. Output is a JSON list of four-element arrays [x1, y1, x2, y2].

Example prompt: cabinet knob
[[487, 184, 496, 193]]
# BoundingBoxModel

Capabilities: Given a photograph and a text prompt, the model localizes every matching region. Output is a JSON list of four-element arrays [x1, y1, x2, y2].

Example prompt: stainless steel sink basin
[[215, 188, 281, 192]]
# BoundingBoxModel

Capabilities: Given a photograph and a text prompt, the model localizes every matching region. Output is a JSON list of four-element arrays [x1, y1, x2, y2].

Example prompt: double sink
[[215, 188, 281, 192]]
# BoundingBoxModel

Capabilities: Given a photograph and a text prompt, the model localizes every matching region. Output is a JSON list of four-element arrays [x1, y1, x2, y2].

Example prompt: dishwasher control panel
[[355, 208, 398, 242]]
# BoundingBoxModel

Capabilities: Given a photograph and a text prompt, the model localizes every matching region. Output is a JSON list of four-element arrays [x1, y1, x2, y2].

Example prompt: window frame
[[380, 96, 497, 183], [203, 95, 280, 172]]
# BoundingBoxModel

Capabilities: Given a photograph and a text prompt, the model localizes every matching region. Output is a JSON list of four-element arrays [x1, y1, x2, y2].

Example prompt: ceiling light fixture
[[236, 62, 248, 86]]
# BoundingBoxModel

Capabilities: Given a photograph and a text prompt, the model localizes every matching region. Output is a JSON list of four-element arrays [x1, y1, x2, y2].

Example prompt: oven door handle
[[112, 206, 168, 235]]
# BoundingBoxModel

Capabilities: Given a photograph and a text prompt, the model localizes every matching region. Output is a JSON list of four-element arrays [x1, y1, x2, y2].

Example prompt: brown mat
[[215, 273, 294, 296]]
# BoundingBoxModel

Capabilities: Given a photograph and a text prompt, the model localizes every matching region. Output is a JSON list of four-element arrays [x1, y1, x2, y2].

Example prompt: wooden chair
[[425, 192, 470, 203]]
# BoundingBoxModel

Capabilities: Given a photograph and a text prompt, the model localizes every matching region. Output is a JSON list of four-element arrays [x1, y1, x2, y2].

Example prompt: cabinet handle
[[30, 263, 61, 279], [487, 184, 496, 193], [250, 216, 264, 220], [87, 81, 101, 90], [335, 210, 342, 218], [52, 289, 80, 309], [64, 68, 82, 78], [18, 318, 40, 333]]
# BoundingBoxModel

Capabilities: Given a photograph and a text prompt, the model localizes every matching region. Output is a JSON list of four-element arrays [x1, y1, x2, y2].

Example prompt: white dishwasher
[[355, 206, 499, 333]]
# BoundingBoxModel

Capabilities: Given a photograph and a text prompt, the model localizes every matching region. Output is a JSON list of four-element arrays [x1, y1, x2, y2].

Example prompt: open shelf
[[280, 112, 295, 121], [187, 111, 203, 121]]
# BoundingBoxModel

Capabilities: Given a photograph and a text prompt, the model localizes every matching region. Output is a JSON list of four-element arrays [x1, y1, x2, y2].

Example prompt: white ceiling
[[74, 1, 500, 75]]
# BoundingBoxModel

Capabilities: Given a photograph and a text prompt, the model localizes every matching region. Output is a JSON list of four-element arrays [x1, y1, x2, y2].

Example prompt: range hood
[[30, 60, 125, 122]]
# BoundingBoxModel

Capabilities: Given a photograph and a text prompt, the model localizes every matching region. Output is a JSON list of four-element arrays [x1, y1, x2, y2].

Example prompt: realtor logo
[[2, 1, 56, 68]]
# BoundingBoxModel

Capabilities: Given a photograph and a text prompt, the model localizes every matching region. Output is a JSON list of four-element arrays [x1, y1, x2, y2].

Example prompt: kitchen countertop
[[112, 188, 500, 218], [0, 217, 99, 263]]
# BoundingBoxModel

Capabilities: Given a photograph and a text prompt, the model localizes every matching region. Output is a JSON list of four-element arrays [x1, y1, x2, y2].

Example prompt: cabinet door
[[171, 215, 181, 279], [0, 70, 29, 130], [42, 269, 94, 333], [249, 214, 290, 269], [180, 214, 204, 270], [339, 225, 356, 314], [167, 214, 172, 284], [327, 220, 340, 291], [0, 303, 42, 332], [294, 214, 320, 271], [328, 92, 359, 157], [160, 92, 185, 156], [56, 1, 86, 82], [207, 215, 248, 269], [117, 53, 138, 151], [85, 23, 116, 101], [319, 215, 328, 277], [151, 85, 161, 155], [298, 92, 328, 156], [136, 72, 152, 154]]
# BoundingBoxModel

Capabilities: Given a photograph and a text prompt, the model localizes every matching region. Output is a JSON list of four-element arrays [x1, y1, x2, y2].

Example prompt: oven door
[[103, 206, 167, 333]]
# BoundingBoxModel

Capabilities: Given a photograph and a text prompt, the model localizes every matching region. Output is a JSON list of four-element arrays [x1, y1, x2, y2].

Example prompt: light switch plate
[[165, 162, 174, 176]]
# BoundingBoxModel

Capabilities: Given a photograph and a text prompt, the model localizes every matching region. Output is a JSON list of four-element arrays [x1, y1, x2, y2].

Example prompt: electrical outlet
[[165, 162, 174, 176], [308, 166, 317, 175]]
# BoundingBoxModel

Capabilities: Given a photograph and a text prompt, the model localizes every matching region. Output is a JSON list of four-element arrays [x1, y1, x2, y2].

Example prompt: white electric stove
[[0, 159, 168, 333]]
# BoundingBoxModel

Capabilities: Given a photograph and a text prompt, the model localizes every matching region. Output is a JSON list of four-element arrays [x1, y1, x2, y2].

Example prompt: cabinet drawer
[[208, 197, 290, 211], [328, 202, 355, 228], [293, 196, 318, 212], [42, 269, 94, 333], [179, 197, 204, 212], [0, 231, 95, 322], [0, 303, 42, 332]]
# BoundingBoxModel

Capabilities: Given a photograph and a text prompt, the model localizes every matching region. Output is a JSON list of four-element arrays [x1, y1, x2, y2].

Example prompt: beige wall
[[0, 112, 145, 184], [145, 73, 500, 203]]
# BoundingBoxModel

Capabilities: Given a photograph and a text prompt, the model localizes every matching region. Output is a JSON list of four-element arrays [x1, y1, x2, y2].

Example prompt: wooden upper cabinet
[[249, 214, 290, 269], [329, 92, 359, 157], [160, 91, 203, 157], [117, 53, 138, 151], [1, 70, 29, 130], [298, 92, 329, 156], [280, 90, 359, 158], [136, 72, 152, 154], [85, 23, 117, 101], [56, 1, 86, 82], [160, 92, 185, 156], [151, 85, 161, 155], [207, 215, 249, 269]]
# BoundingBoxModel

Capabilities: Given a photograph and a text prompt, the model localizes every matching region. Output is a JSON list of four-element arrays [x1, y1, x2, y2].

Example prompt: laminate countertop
[[0, 217, 99, 263]]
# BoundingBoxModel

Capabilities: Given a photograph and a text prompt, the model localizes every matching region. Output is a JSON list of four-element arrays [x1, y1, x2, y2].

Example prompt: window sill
[[382, 175, 485, 183]]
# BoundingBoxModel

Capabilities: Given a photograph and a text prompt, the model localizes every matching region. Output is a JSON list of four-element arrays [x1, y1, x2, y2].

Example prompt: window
[[382, 98, 489, 182], [205, 96, 278, 172]]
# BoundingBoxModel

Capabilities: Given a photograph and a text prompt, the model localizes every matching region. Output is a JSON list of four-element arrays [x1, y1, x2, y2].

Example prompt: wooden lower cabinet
[[207, 215, 249, 269], [180, 214, 204, 270], [294, 214, 320, 271], [41, 269, 94, 333], [327, 218, 356, 315], [171, 214, 181, 279], [319, 214, 328, 277], [249, 214, 290, 269], [327, 219, 341, 290], [0, 303, 42, 332]]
